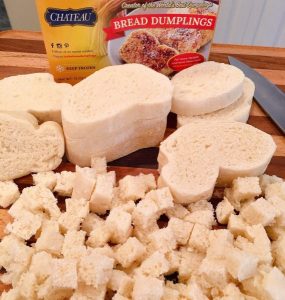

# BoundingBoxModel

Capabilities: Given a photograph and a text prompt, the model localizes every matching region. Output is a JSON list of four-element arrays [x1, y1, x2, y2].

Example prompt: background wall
[[2, 0, 285, 47]]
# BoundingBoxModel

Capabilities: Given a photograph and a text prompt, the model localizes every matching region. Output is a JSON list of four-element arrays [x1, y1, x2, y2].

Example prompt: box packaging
[[36, 0, 220, 84]]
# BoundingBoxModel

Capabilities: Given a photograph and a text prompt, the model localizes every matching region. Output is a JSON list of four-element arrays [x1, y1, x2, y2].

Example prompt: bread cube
[[184, 210, 215, 229], [199, 257, 229, 289], [54, 171, 75, 196], [132, 223, 159, 245], [272, 235, 285, 273], [132, 197, 159, 230], [70, 283, 106, 300], [150, 187, 174, 212], [81, 213, 104, 235], [20, 185, 60, 219], [91, 156, 107, 174], [240, 197, 278, 226], [260, 174, 283, 193], [168, 217, 193, 245], [227, 214, 248, 237], [207, 230, 233, 259], [225, 177, 262, 210], [188, 224, 210, 253], [188, 200, 214, 213], [119, 173, 156, 202], [106, 207, 132, 244], [265, 182, 285, 201], [35, 220, 64, 256], [72, 166, 96, 201], [149, 227, 177, 253], [29, 251, 52, 283], [78, 251, 114, 288], [90, 171, 115, 214], [62, 230, 87, 259], [6, 210, 42, 240], [166, 203, 189, 219], [216, 197, 234, 225], [0, 181, 20, 208], [263, 267, 285, 300], [116, 237, 146, 268], [8, 198, 25, 218], [51, 258, 78, 289], [17, 271, 37, 299], [162, 287, 179, 300], [108, 270, 133, 297], [132, 275, 164, 300], [87, 223, 111, 248], [32, 171, 57, 191], [268, 196, 285, 227], [226, 247, 258, 281], [138, 251, 170, 277]]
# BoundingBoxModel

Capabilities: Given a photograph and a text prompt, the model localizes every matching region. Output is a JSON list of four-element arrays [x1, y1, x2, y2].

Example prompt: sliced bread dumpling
[[177, 77, 255, 127], [62, 64, 173, 166], [158, 122, 276, 204], [171, 61, 245, 116], [0, 73, 72, 123], [0, 112, 65, 181]]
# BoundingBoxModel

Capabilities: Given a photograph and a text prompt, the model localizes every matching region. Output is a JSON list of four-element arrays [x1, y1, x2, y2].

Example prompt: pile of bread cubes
[[0, 155, 285, 300]]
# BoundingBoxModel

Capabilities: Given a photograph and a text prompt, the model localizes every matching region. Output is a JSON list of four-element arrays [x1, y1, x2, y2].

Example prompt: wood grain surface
[[0, 31, 284, 293]]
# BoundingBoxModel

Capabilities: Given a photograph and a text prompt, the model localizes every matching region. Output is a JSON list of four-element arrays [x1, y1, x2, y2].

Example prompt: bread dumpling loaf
[[177, 77, 255, 127], [62, 64, 173, 166], [0, 112, 64, 181], [158, 122, 276, 204], [171, 61, 245, 116], [0, 73, 71, 123]]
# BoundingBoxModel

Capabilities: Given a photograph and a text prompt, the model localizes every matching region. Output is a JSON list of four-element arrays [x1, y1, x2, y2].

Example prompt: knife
[[228, 56, 285, 134]]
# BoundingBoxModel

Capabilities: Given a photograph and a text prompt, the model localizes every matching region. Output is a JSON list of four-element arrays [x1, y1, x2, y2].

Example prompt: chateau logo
[[45, 8, 97, 27]]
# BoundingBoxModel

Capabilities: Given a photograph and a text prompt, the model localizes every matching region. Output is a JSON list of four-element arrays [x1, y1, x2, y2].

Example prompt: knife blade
[[228, 56, 285, 134]]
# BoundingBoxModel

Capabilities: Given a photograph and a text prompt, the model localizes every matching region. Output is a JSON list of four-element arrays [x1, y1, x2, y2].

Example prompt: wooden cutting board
[[0, 30, 284, 293]]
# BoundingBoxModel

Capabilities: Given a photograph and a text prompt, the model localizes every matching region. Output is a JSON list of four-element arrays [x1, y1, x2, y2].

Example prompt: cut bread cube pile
[[0, 158, 285, 300], [173, 62, 255, 127]]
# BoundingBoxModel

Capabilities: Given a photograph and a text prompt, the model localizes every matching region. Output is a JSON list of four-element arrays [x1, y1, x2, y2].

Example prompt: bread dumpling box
[[36, 0, 220, 84]]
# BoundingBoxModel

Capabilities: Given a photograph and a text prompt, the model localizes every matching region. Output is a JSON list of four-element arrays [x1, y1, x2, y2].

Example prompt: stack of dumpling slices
[[172, 61, 255, 128]]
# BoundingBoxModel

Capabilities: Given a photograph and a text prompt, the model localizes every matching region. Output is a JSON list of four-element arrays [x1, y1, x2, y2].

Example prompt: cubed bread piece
[[132, 275, 164, 300], [184, 210, 215, 229], [35, 220, 64, 256], [78, 250, 114, 288], [119, 173, 156, 202], [108, 270, 133, 297], [179, 249, 205, 282], [227, 214, 248, 237], [81, 213, 104, 235], [225, 177, 262, 210], [51, 258, 78, 289], [6, 209, 42, 240], [240, 198, 278, 226], [199, 257, 230, 289], [263, 267, 285, 300], [29, 251, 52, 283], [132, 197, 159, 230], [166, 203, 189, 219], [70, 283, 106, 300], [168, 217, 194, 245], [188, 224, 210, 253], [207, 230, 233, 259], [0, 181, 20, 208], [89, 244, 115, 260], [17, 271, 37, 299], [226, 247, 258, 281], [188, 200, 214, 213], [149, 187, 174, 212], [216, 197, 234, 225], [260, 174, 283, 193], [138, 251, 170, 277], [90, 171, 115, 214], [187, 280, 209, 300], [90, 156, 107, 174], [106, 207, 132, 244], [72, 166, 96, 201], [272, 235, 285, 273], [265, 182, 285, 201], [116, 237, 146, 268], [87, 222, 111, 248], [20, 185, 60, 219], [8, 198, 25, 218], [148, 227, 177, 253], [162, 286, 180, 300], [62, 230, 87, 259], [32, 171, 57, 191], [268, 196, 285, 227], [54, 171, 75, 196]]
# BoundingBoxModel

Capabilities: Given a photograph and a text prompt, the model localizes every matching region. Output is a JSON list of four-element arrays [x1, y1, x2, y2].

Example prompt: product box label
[[36, 0, 220, 84]]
